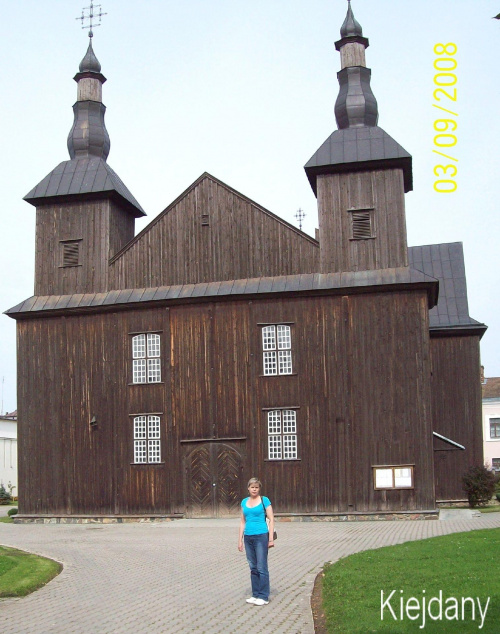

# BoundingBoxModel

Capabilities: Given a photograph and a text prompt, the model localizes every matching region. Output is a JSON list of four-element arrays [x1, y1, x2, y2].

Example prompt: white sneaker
[[254, 599, 269, 606], [246, 597, 258, 604]]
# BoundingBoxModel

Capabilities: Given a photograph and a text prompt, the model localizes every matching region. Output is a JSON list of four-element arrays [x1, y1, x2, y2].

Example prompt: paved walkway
[[1, 512, 500, 633]]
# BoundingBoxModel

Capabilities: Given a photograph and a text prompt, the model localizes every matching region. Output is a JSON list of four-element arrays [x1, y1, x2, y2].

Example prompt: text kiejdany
[[380, 590, 490, 629]]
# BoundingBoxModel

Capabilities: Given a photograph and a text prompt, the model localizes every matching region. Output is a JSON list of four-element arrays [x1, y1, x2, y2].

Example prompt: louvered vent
[[61, 241, 81, 267], [351, 210, 372, 240]]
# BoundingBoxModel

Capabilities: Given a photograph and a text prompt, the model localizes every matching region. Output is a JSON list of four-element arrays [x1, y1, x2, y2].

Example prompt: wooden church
[[7, 4, 486, 521]]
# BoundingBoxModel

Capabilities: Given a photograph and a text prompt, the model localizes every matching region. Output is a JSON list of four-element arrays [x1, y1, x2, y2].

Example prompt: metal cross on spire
[[76, 2, 107, 38], [294, 208, 306, 231]]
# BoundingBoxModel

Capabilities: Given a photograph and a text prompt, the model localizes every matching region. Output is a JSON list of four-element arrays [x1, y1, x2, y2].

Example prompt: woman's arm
[[238, 511, 245, 551], [265, 503, 275, 548]]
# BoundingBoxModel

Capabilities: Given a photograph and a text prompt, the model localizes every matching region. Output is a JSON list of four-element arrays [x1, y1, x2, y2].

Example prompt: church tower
[[24, 35, 145, 296], [305, 1, 412, 274]]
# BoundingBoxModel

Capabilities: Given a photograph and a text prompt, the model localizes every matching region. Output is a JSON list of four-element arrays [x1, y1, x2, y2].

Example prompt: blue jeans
[[244, 532, 270, 600]]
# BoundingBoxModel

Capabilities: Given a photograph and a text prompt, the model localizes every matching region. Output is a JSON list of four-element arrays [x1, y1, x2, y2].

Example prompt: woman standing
[[238, 477, 275, 606]]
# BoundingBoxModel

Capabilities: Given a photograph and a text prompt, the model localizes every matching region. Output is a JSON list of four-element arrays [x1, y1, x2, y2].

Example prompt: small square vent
[[350, 209, 373, 240], [61, 240, 82, 267]]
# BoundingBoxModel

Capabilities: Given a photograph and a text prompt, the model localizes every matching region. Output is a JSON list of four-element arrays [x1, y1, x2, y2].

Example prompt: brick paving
[[1, 513, 499, 633]]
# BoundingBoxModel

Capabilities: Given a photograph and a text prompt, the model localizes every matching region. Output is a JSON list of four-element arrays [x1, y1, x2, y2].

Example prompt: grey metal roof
[[304, 126, 413, 195], [408, 242, 486, 333], [24, 157, 145, 217], [5, 267, 438, 319]]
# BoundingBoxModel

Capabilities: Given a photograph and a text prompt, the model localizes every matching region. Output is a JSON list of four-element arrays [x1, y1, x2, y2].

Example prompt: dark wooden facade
[[35, 199, 135, 296], [317, 169, 408, 273], [9, 171, 485, 518], [16, 286, 437, 517], [431, 334, 484, 502]]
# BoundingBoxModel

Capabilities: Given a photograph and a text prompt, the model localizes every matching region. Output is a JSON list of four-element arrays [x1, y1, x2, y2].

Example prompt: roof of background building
[[483, 377, 500, 399]]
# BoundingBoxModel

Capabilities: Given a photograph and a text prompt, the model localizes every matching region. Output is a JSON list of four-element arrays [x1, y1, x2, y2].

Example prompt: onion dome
[[340, 1, 363, 38], [79, 39, 102, 73]]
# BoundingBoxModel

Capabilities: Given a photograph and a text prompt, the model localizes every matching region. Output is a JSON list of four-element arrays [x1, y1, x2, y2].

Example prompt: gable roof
[[24, 157, 145, 218]]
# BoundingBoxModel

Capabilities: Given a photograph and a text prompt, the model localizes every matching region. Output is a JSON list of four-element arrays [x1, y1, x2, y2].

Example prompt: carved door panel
[[185, 443, 244, 518], [187, 445, 213, 518]]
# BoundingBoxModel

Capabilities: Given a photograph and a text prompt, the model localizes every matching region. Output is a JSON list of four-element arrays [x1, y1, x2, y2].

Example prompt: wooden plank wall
[[34, 200, 135, 296], [109, 176, 319, 289], [430, 335, 483, 501], [17, 288, 436, 516], [317, 169, 409, 273]]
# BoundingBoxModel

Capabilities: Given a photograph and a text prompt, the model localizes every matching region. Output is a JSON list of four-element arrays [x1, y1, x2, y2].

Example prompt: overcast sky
[[1, 0, 499, 414]]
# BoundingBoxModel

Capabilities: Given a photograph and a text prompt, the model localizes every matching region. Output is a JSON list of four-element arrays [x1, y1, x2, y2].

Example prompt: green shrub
[[7, 508, 18, 517], [462, 465, 496, 507], [0, 485, 12, 505]]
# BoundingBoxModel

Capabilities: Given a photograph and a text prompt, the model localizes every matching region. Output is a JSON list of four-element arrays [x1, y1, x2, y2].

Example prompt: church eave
[[5, 267, 439, 320]]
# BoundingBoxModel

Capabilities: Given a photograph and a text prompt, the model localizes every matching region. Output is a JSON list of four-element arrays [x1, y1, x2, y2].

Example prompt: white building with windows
[[0, 411, 17, 497], [482, 377, 500, 473]]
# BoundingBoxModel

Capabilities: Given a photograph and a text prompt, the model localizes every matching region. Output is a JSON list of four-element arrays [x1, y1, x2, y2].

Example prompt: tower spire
[[305, 2, 412, 196], [24, 3, 144, 219], [67, 28, 110, 160], [334, 0, 377, 129]]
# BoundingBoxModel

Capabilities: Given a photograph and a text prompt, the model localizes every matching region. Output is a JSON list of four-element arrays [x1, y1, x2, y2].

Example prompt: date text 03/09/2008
[[432, 43, 458, 194]]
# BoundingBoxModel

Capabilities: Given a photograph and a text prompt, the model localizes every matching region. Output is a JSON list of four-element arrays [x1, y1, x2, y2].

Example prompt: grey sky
[[1, 0, 499, 413]]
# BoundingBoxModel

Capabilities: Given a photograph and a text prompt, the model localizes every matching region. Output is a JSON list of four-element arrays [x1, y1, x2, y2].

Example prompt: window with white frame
[[267, 409, 298, 460], [262, 324, 293, 376], [133, 415, 161, 463], [373, 466, 414, 490], [132, 333, 161, 383], [492, 458, 500, 472], [489, 418, 500, 439]]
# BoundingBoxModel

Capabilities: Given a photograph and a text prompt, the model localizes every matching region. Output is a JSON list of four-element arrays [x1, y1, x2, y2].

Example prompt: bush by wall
[[462, 465, 496, 507]]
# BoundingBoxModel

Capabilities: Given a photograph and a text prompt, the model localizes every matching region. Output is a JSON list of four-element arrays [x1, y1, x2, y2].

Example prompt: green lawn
[[0, 546, 62, 597], [322, 528, 500, 633]]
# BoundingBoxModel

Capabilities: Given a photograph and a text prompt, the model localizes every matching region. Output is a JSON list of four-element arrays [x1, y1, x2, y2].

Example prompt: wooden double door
[[184, 442, 245, 518]]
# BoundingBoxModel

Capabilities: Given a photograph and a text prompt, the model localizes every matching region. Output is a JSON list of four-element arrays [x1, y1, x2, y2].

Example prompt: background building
[[482, 376, 500, 472], [0, 411, 17, 497]]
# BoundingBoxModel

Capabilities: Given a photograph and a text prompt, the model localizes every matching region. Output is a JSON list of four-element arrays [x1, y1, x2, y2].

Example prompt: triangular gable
[[109, 173, 319, 289]]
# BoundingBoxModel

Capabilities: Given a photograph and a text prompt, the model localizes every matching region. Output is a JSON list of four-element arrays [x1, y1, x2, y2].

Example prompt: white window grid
[[132, 334, 161, 383], [267, 410, 297, 460], [277, 325, 291, 349], [262, 326, 276, 351], [262, 325, 292, 375], [133, 415, 161, 463]]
